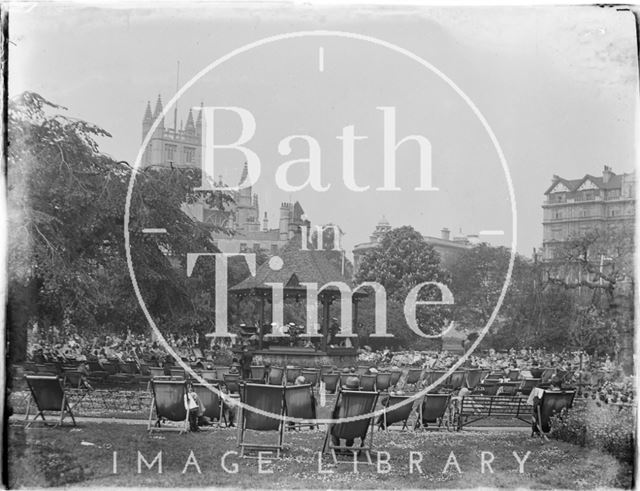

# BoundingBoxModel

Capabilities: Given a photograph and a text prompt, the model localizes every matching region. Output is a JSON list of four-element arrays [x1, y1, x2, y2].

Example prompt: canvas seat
[[250, 366, 266, 381], [415, 393, 450, 430], [321, 373, 340, 394], [322, 390, 379, 464], [223, 373, 241, 394], [375, 372, 392, 392], [389, 369, 402, 387], [192, 383, 225, 427], [464, 369, 483, 390], [405, 368, 423, 391], [533, 390, 576, 440], [238, 383, 286, 458], [24, 375, 76, 428], [285, 367, 302, 385], [378, 395, 414, 431], [301, 368, 320, 386], [148, 380, 189, 433], [284, 384, 317, 430], [267, 366, 284, 385]]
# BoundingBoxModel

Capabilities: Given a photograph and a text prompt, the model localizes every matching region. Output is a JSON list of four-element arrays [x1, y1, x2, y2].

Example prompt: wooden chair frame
[[24, 375, 76, 429]]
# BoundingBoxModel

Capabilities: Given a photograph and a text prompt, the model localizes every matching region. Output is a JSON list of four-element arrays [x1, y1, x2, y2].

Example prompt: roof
[[230, 240, 363, 296], [545, 172, 626, 195]]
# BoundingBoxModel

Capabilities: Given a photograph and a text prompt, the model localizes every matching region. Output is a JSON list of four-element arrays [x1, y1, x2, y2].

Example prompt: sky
[[8, 3, 639, 260]]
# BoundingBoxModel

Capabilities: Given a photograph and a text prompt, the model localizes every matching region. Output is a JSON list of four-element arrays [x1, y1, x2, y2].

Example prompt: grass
[[6, 421, 633, 488]]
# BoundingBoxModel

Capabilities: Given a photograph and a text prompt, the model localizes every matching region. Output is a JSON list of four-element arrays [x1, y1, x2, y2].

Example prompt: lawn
[[6, 421, 632, 489]]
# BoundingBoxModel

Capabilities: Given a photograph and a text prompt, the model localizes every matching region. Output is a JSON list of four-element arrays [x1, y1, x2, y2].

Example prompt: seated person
[[330, 377, 360, 451]]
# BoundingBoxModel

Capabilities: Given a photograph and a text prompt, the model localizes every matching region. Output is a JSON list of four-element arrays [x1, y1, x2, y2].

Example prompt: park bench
[[457, 394, 530, 430]]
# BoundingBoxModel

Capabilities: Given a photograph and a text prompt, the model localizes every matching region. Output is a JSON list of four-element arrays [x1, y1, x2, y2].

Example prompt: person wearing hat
[[239, 345, 253, 380]]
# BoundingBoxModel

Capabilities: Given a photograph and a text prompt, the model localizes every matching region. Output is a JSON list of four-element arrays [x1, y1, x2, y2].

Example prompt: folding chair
[[301, 369, 320, 386], [389, 370, 402, 388], [508, 369, 521, 381], [533, 390, 576, 441], [192, 383, 225, 427], [529, 368, 544, 379], [464, 369, 483, 390], [498, 381, 521, 396], [200, 369, 218, 383], [360, 374, 376, 391], [415, 393, 450, 430], [356, 366, 369, 376], [375, 372, 392, 392], [24, 375, 76, 428], [446, 371, 466, 390], [284, 384, 317, 430], [405, 368, 423, 391], [321, 373, 340, 394], [519, 378, 541, 396], [169, 367, 186, 379], [540, 368, 555, 384], [238, 383, 286, 458], [148, 367, 165, 378], [267, 366, 284, 385], [250, 366, 266, 382], [148, 379, 189, 433], [322, 390, 379, 464], [424, 370, 447, 390], [378, 395, 413, 431], [285, 367, 302, 385], [223, 373, 241, 395]]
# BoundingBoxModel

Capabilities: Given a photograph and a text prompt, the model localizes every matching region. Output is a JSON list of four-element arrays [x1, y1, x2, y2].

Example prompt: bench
[[457, 395, 530, 430]]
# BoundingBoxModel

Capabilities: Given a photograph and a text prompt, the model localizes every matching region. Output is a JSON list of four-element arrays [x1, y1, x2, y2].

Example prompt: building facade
[[141, 96, 310, 254], [352, 217, 477, 273], [541, 166, 635, 260]]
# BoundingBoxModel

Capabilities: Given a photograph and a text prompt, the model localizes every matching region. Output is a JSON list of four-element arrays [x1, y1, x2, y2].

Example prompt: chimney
[[602, 165, 614, 184], [441, 227, 451, 241], [262, 212, 269, 231]]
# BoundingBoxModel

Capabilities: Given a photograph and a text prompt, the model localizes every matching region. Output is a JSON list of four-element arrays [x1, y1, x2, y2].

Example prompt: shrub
[[550, 401, 635, 465]]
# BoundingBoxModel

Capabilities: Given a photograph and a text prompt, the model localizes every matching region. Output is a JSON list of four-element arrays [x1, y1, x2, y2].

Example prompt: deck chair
[[540, 368, 555, 384], [424, 370, 447, 390], [533, 390, 576, 440], [508, 369, 521, 381], [322, 390, 379, 464], [405, 368, 423, 390], [360, 374, 376, 391], [284, 384, 317, 430], [267, 366, 284, 385], [375, 373, 392, 392], [148, 380, 189, 433], [24, 375, 76, 428], [356, 366, 369, 376], [415, 393, 450, 430], [378, 395, 413, 431], [464, 370, 483, 390], [446, 371, 466, 389], [390, 370, 402, 388], [169, 367, 186, 379], [519, 378, 541, 396], [301, 369, 320, 386], [498, 381, 521, 396], [223, 374, 241, 394], [321, 373, 340, 394], [529, 368, 544, 379], [200, 369, 218, 383], [238, 383, 286, 458], [148, 367, 165, 378], [251, 366, 266, 381], [192, 383, 225, 427], [285, 367, 302, 385]]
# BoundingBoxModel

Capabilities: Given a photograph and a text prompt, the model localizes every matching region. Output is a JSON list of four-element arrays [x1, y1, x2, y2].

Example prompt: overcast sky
[[8, 4, 638, 259]]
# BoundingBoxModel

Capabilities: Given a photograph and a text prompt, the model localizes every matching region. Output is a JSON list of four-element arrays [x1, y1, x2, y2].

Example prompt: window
[[553, 210, 562, 219], [271, 244, 278, 255], [253, 243, 261, 252], [165, 144, 176, 162], [608, 189, 620, 200], [239, 243, 247, 253], [184, 147, 195, 163]]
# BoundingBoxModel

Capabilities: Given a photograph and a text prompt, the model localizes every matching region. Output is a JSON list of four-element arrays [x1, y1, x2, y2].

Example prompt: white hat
[[271, 322, 278, 327]]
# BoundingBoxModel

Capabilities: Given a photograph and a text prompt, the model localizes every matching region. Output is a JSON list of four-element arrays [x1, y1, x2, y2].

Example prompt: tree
[[355, 226, 451, 345], [7, 92, 233, 360]]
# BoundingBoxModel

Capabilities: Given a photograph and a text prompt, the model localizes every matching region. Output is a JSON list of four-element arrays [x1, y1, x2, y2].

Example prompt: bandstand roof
[[230, 242, 365, 299]]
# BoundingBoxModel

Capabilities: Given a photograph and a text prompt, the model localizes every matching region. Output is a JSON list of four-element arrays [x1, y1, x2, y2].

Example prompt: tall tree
[[355, 226, 451, 345]]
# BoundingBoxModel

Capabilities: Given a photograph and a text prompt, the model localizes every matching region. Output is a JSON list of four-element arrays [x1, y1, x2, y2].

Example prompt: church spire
[[153, 95, 164, 128], [143, 101, 153, 123], [239, 161, 249, 185], [185, 108, 195, 134]]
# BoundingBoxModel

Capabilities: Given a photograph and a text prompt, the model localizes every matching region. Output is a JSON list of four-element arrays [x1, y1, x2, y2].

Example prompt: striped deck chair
[[415, 393, 450, 430], [148, 380, 189, 434], [377, 395, 414, 431], [267, 366, 284, 385], [322, 390, 379, 464], [238, 383, 286, 458], [321, 372, 340, 394], [284, 384, 317, 430], [375, 372, 392, 393], [24, 375, 76, 428], [533, 390, 576, 441]]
